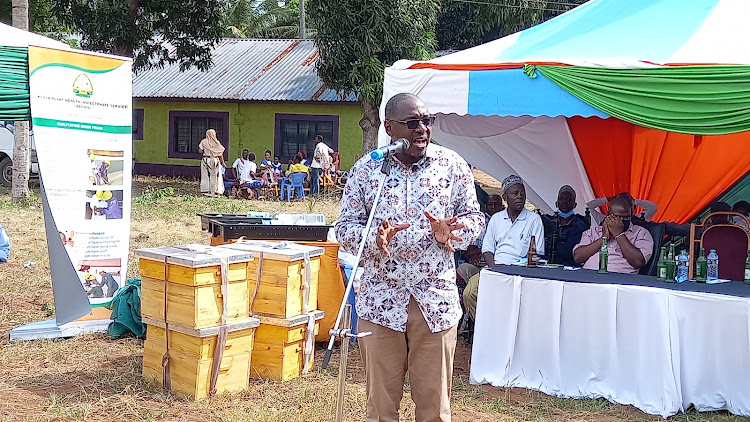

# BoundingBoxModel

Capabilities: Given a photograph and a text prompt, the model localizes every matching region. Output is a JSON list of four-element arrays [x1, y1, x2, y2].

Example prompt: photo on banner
[[28, 45, 132, 324]]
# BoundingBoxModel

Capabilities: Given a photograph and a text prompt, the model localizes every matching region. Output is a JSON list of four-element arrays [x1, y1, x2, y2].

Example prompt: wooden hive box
[[142, 316, 260, 400], [216, 240, 324, 319], [251, 311, 325, 381], [136, 244, 254, 329]]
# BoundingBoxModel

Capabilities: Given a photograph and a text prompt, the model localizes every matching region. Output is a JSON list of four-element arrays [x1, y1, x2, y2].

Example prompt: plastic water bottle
[[675, 249, 689, 283], [706, 249, 719, 282]]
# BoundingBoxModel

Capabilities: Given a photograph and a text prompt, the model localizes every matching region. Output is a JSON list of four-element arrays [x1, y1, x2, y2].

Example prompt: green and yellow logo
[[72, 73, 93, 98]]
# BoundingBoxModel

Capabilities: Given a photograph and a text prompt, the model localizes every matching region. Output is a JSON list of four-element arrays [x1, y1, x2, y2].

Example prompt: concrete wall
[[133, 100, 363, 175]]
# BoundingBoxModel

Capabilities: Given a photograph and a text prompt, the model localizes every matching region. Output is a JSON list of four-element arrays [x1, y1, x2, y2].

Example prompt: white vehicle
[[0, 121, 39, 188]]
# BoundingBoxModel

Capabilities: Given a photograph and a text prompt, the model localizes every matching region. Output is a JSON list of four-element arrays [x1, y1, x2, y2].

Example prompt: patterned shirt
[[335, 144, 484, 333]]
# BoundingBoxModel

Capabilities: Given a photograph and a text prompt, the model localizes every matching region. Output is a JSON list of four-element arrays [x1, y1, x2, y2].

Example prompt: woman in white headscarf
[[197, 129, 227, 196]]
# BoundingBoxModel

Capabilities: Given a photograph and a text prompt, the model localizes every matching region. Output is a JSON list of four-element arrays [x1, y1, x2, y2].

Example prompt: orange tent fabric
[[568, 117, 750, 224]]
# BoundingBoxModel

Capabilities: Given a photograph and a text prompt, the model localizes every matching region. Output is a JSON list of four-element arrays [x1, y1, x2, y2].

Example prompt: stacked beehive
[[136, 244, 259, 399], [216, 240, 325, 380]]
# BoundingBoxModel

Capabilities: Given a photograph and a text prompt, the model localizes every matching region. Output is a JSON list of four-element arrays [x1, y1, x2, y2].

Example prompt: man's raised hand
[[424, 211, 465, 253], [376, 220, 410, 257]]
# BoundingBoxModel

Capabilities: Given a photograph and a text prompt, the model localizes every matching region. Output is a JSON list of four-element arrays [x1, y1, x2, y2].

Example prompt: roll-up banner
[[11, 46, 132, 340]]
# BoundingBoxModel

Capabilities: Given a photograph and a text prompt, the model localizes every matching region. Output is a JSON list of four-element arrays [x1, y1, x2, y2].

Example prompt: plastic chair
[[285, 172, 307, 201]]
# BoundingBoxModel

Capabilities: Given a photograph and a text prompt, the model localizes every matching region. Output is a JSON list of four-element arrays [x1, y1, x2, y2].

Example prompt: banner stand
[[8, 46, 133, 341], [9, 318, 111, 341], [9, 179, 105, 341]]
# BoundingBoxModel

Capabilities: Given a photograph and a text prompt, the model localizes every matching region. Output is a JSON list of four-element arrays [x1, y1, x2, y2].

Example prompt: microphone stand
[[550, 215, 559, 265], [323, 155, 394, 421]]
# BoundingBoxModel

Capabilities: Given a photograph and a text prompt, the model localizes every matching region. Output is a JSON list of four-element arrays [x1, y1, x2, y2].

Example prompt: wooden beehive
[[136, 244, 254, 329], [216, 241, 324, 319], [142, 316, 260, 400], [251, 311, 325, 381]]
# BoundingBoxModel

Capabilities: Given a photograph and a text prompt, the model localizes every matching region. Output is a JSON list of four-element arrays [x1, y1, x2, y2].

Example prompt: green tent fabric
[[0, 46, 30, 121], [526, 64, 750, 135], [105, 277, 146, 339]]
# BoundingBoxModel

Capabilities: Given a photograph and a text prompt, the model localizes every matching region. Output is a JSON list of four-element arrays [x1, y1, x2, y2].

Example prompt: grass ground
[[0, 176, 747, 421]]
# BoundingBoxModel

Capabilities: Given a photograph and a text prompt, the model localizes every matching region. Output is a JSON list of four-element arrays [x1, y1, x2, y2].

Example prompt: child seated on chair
[[272, 156, 283, 181], [280, 154, 309, 200]]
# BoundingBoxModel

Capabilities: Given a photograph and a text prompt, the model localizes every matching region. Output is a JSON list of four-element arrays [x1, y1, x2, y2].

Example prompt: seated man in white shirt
[[232, 149, 255, 183], [462, 175, 544, 321], [587, 192, 658, 225], [232, 149, 257, 185]]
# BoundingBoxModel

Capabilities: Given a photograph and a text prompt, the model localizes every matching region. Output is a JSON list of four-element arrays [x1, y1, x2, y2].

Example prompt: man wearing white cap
[[463, 175, 544, 322]]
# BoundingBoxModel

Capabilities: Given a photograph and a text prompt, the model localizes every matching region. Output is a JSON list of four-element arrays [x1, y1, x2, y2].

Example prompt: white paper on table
[[706, 279, 731, 284]]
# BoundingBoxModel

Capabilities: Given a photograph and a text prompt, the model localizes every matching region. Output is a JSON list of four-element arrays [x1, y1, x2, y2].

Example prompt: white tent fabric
[[433, 115, 595, 213], [379, 0, 750, 209], [0, 23, 70, 49]]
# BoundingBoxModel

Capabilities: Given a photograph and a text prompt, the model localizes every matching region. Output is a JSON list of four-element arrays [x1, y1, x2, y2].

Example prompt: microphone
[[370, 138, 409, 160]]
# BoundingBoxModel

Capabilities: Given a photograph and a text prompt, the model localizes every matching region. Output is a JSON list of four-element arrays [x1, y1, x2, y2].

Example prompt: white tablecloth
[[470, 269, 750, 417]]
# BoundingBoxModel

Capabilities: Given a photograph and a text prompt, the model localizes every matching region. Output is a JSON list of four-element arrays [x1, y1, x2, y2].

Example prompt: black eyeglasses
[[608, 215, 631, 222], [390, 115, 435, 130]]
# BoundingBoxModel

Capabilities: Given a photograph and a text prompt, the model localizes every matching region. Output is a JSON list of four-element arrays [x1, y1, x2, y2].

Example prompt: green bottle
[[656, 247, 668, 281], [598, 237, 608, 274], [666, 244, 676, 282], [696, 247, 707, 283], [745, 250, 750, 285]]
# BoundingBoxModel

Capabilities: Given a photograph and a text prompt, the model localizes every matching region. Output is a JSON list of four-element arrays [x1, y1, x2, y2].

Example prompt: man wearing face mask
[[542, 185, 590, 267], [573, 197, 653, 274]]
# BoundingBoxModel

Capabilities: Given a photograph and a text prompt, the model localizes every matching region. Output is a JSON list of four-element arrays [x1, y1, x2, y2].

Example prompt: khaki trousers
[[456, 262, 481, 283], [462, 273, 481, 322], [358, 297, 458, 422]]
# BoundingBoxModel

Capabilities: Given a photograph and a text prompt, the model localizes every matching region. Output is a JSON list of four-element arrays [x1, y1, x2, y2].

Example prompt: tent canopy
[[380, 0, 750, 223], [0, 23, 70, 50]]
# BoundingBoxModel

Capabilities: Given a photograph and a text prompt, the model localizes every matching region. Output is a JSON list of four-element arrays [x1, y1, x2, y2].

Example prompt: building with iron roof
[[132, 38, 362, 176]]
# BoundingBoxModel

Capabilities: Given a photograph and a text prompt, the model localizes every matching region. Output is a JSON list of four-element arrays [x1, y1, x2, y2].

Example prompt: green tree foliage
[[308, 0, 440, 152], [224, 0, 307, 39], [0, 0, 76, 44], [437, 0, 586, 51], [54, 0, 225, 71]]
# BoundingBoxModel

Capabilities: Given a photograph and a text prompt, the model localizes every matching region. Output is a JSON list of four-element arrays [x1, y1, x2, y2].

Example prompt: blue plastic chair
[[285, 172, 307, 201]]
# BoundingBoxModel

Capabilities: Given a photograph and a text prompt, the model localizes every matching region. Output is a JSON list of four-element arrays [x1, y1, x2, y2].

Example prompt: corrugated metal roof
[[132, 39, 358, 102]]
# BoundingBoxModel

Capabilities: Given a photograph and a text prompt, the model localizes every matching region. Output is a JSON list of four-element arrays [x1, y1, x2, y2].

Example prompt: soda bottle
[[745, 250, 750, 285], [527, 235, 537, 268], [598, 237, 608, 274], [695, 247, 707, 283], [675, 249, 689, 283], [706, 249, 719, 282], [656, 247, 668, 281]]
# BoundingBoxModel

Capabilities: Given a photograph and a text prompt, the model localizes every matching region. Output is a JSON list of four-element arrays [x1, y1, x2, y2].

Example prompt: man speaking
[[335, 93, 484, 422]]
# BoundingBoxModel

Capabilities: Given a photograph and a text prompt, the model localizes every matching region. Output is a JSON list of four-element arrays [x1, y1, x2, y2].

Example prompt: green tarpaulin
[[0, 46, 30, 121]]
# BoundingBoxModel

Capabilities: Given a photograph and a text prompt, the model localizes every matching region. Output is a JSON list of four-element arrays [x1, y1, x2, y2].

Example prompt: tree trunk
[[11, 122, 30, 201], [360, 100, 380, 155], [11, 0, 30, 202], [299, 0, 306, 39]]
